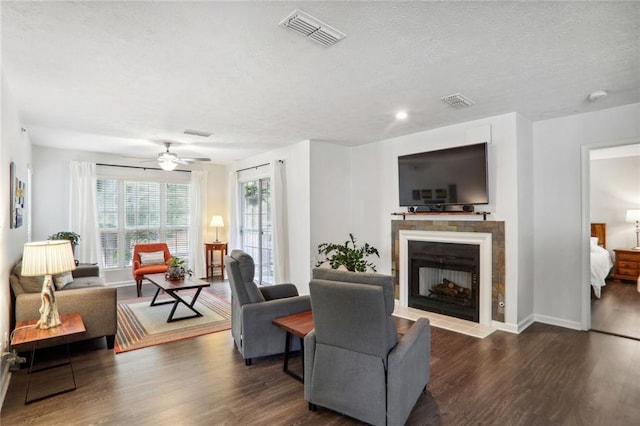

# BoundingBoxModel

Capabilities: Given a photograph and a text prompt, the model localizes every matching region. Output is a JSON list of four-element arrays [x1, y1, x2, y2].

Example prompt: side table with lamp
[[12, 240, 86, 403], [612, 210, 640, 289], [205, 215, 228, 279]]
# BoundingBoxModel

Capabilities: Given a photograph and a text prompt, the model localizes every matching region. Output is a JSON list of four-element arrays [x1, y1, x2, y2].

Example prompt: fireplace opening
[[408, 240, 480, 322]]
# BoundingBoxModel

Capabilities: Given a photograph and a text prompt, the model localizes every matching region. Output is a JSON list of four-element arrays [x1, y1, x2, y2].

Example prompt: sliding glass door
[[239, 178, 273, 284]]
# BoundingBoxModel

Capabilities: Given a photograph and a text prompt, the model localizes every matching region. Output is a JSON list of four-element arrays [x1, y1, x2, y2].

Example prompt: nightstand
[[613, 249, 640, 282]]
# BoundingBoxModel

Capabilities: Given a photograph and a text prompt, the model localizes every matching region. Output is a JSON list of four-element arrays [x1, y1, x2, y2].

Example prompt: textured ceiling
[[2, 1, 639, 164]]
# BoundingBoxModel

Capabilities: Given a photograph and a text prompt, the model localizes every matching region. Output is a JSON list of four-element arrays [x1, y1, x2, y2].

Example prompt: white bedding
[[590, 240, 613, 298]]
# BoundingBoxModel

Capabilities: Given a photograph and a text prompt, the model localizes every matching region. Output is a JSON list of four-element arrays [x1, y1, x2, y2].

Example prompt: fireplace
[[409, 241, 480, 322]]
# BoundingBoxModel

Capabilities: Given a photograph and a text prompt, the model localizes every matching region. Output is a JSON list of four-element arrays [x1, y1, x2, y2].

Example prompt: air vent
[[441, 93, 475, 109], [280, 9, 345, 47], [184, 129, 213, 138]]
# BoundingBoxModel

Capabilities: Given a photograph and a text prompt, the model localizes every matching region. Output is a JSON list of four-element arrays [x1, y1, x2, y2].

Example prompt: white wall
[[233, 140, 312, 294], [349, 113, 526, 327], [591, 154, 640, 252], [31, 146, 229, 282], [516, 114, 535, 325], [533, 103, 640, 329], [310, 142, 352, 268], [1, 72, 31, 408]]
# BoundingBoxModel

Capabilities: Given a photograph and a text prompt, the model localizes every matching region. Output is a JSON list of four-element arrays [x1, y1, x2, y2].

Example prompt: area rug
[[115, 289, 231, 353]]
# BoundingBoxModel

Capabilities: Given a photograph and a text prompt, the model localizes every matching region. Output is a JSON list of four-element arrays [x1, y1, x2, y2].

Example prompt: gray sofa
[[225, 250, 311, 365], [9, 261, 117, 349], [304, 268, 431, 426]]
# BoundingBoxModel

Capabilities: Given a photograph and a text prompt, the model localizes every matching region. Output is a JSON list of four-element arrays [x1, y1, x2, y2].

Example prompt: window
[[97, 175, 190, 269], [239, 178, 273, 284]]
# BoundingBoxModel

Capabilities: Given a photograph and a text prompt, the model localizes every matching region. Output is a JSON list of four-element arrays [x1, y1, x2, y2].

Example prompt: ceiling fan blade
[[180, 157, 211, 162]]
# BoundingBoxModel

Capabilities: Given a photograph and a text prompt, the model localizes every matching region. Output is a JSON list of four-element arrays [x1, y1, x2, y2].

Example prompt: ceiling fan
[[152, 142, 211, 171]]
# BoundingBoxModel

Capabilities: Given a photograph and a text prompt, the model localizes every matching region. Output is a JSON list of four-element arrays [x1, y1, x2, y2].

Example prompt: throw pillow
[[140, 251, 166, 265], [54, 272, 74, 290]]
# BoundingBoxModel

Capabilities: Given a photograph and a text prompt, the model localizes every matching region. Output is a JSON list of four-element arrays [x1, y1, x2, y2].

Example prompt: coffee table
[[272, 310, 314, 382], [11, 313, 86, 404], [144, 273, 210, 323]]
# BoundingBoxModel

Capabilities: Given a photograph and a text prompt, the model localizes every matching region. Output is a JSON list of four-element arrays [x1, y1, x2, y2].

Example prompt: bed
[[590, 223, 613, 298]]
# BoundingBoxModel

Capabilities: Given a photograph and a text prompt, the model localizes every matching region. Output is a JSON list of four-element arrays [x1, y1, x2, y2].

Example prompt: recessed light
[[395, 111, 408, 120]]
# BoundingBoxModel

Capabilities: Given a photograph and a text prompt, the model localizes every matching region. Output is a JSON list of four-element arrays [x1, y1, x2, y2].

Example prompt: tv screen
[[398, 143, 488, 207]]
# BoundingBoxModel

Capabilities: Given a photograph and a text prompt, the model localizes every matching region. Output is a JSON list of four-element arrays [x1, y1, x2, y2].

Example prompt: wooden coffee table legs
[[150, 287, 204, 322]]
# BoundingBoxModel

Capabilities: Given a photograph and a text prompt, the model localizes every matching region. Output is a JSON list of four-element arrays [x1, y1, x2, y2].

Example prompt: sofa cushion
[[12, 261, 45, 293], [63, 276, 106, 290]]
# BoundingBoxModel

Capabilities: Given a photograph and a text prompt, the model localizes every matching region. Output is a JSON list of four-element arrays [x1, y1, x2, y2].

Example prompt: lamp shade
[[626, 209, 640, 222], [209, 215, 224, 228], [21, 240, 77, 276]]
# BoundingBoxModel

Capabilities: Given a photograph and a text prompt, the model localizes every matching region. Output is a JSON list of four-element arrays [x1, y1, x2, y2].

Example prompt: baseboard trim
[[517, 314, 535, 333], [491, 320, 519, 334], [533, 314, 582, 331]]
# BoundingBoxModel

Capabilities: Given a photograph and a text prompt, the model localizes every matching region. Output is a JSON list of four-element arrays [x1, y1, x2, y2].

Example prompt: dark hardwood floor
[[3, 280, 640, 425], [591, 279, 640, 340]]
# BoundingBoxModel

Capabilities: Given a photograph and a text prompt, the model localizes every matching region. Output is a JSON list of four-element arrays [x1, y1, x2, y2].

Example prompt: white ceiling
[[2, 1, 639, 165]]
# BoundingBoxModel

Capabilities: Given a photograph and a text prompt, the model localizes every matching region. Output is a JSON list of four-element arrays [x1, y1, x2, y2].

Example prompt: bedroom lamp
[[626, 209, 640, 250], [21, 240, 77, 329], [209, 215, 224, 242]]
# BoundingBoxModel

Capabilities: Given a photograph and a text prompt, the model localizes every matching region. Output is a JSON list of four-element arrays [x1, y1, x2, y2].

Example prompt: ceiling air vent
[[441, 93, 475, 109], [280, 9, 345, 47]]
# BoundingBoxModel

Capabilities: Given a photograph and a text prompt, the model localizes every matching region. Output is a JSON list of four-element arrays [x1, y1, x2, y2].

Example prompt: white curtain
[[188, 170, 208, 278], [228, 170, 240, 252], [271, 160, 289, 283], [69, 161, 102, 268]]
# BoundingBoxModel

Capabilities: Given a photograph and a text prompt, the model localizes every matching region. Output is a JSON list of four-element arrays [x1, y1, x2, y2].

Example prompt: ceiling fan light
[[159, 159, 177, 171]]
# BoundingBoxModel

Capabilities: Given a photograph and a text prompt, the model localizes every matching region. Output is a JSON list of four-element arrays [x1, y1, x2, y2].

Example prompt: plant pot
[[166, 266, 185, 281]]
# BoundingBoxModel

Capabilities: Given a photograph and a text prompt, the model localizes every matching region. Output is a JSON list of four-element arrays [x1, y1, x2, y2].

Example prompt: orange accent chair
[[132, 243, 172, 297]]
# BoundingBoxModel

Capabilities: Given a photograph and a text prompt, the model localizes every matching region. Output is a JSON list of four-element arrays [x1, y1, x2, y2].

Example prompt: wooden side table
[[613, 248, 640, 282], [272, 310, 314, 382], [11, 313, 86, 404], [205, 242, 228, 279]]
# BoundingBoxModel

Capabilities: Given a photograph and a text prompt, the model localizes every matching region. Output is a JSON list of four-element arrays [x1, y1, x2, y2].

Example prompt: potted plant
[[316, 233, 380, 272], [166, 256, 193, 281], [48, 231, 81, 264]]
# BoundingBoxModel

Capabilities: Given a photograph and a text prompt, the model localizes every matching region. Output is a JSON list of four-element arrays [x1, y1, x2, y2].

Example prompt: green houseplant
[[48, 231, 81, 247], [316, 233, 380, 272], [166, 256, 193, 280]]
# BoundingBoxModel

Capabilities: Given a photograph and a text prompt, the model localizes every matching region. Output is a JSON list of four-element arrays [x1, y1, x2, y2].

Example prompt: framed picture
[[9, 162, 25, 229]]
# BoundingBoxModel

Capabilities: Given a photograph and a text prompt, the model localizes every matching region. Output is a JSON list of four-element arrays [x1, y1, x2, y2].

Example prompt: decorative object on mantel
[[166, 256, 193, 280], [48, 231, 81, 265], [316, 233, 379, 272], [21, 240, 77, 329], [626, 209, 640, 249]]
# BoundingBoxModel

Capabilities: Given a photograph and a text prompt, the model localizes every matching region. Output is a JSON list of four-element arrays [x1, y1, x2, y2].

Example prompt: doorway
[[239, 178, 273, 284], [588, 143, 640, 339]]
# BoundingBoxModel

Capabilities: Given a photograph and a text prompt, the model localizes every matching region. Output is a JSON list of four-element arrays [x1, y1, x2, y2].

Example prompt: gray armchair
[[225, 249, 311, 365], [304, 268, 431, 426]]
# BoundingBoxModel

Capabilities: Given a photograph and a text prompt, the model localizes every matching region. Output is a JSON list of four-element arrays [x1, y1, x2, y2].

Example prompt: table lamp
[[21, 240, 77, 329], [210, 215, 224, 242], [627, 209, 640, 250]]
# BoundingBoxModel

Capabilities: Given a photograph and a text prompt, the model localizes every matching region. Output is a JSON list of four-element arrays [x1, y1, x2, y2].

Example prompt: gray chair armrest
[[304, 330, 317, 402], [259, 283, 299, 300], [72, 264, 100, 278], [387, 317, 431, 426], [241, 295, 311, 347]]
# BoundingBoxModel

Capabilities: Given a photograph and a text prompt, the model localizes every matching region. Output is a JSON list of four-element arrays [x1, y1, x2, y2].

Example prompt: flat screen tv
[[398, 142, 488, 208]]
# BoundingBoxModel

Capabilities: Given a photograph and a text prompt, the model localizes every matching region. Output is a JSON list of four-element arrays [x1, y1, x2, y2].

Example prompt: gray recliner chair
[[304, 268, 431, 426], [225, 249, 311, 365]]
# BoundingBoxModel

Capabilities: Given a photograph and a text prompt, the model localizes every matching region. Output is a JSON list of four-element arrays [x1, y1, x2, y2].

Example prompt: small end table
[[11, 313, 86, 404], [272, 310, 314, 382], [205, 242, 228, 279]]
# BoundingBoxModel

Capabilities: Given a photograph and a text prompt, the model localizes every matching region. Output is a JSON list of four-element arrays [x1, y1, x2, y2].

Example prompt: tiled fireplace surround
[[391, 220, 506, 330]]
